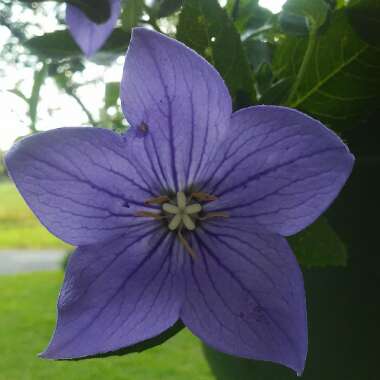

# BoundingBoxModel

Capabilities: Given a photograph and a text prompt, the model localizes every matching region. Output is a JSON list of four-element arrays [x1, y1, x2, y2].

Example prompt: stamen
[[135, 211, 164, 220], [198, 212, 229, 220], [144, 195, 170, 205], [178, 228, 197, 259], [137, 192, 228, 260], [190, 192, 218, 202]]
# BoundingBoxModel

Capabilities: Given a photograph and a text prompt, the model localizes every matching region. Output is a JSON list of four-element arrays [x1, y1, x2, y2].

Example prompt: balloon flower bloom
[[5, 28, 354, 374], [66, 0, 121, 57]]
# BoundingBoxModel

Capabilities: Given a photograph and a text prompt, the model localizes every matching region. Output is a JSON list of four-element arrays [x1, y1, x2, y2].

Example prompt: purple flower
[[5, 28, 354, 374], [66, 0, 121, 57]]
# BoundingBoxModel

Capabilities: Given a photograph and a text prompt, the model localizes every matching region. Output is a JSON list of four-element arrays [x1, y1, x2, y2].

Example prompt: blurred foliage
[[288, 217, 347, 267], [1, 0, 379, 267], [0, 151, 6, 179], [177, 0, 256, 107]]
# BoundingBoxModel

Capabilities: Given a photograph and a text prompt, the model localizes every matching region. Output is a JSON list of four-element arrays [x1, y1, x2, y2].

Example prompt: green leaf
[[283, 0, 329, 28], [255, 63, 273, 95], [347, 0, 380, 47], [153, 0, 183, 18], [288, 217, 347, 268], [177, 0, 256, 108], [105, 82, 120, 108], [8, 89, 29, 103], [278, 11, 309, 36], [243, 39, 274, 72], [259, 77, 293, 104], [121, 0, 144, 31], [273, 10, 380, 129], [226, 0, 272, 34], [25, 30, 83, 59], [24, 28, 130, 61], [18, 0, 111, 24]]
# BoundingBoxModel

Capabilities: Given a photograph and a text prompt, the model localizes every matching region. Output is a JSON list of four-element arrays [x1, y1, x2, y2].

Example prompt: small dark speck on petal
[[251, 305, 267, 323], [135, 122, 149, 139], [123, 201, 130, 208]]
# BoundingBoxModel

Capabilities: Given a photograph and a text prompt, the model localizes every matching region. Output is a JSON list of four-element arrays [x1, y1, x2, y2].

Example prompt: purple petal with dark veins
[[41, 227, 184, 359], [181, 220, 307, 374], [121, 28, 232, 191], [201, 106, 354, 236], [5, 127, 157, 246], [66, 0, 121, 57]]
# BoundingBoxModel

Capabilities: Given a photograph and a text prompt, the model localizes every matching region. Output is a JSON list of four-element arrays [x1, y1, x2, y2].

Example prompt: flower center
[[135, 190, 228, 259], [162, 192, 202, 231]]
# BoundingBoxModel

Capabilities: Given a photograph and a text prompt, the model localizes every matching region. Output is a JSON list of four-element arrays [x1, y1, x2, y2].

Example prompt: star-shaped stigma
[[162, 192, 202, 231]]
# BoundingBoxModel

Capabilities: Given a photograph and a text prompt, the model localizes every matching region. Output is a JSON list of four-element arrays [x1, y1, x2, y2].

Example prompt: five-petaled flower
[[5, 28, 354, 374], [66, 0, 120, 57]]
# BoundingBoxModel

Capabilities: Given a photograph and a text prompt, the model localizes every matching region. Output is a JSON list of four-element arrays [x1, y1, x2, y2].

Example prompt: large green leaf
[[226, 0, 272, 34], [348, 0, 380, 47], [18, 0, 111, 23], [177, 0, 256, 108], [288, 217, 347, 268], [274, 10, 380, 129], [24, 28, 130, 60], [283, 0, 329, 28]]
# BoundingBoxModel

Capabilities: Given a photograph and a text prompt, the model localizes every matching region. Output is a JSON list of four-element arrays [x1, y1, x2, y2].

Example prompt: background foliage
[[0, 0, 379, 379]]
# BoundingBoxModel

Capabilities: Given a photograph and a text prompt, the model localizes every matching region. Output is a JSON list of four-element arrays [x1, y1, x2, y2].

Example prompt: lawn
[[0, 180, 70, 249], [0, 271, 215, 380]]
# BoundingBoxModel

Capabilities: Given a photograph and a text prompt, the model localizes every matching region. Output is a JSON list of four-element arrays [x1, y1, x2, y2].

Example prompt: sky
[[0, 0, 286, 152]]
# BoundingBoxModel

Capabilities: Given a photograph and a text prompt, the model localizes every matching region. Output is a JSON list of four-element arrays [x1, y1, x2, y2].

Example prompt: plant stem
[[232, 0, 240, 21], [29, 62, 48, 133], [67, 88, 97, 126], [287, 25, 318, 106]]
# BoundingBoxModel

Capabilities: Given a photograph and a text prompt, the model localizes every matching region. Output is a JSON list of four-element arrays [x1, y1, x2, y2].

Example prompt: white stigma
[[162, 192, 202, 231]]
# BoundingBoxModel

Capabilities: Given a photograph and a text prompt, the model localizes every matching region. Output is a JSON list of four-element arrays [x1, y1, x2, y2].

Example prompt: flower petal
[[5, 127, 156, 246], [181, 220, 307, 373], [121, 28, 232, 191], [41, 227, 184, 359], [202, 106, 354, 236], [66, 0, 121, 57]]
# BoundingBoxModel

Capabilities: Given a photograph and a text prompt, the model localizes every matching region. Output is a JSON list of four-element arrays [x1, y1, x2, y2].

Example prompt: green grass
[[0, 272, 214, 380], [0, 181, 70, 249]]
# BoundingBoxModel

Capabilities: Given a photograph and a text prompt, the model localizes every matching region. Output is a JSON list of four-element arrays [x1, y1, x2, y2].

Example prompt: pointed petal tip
[[38, 347, 58, 360]]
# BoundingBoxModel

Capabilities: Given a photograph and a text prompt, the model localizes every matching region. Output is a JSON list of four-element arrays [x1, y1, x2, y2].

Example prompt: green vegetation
[[0, 272, 214, 380], [0, 181, 70, 249]]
